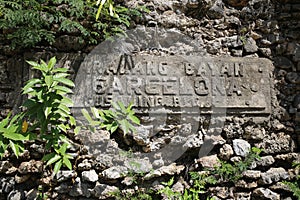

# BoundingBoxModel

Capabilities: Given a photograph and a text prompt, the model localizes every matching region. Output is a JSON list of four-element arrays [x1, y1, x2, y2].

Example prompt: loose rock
[[253, 188, 280, 200], [93, 183, 118, 199], [18, 160, 43, 174], [82, 170, 98, 183], [244, 37, 258, 53], [197, 154, 220, 169], [219, 144, 234, 160], [259, 167, 289, 185], [273, 56, 294, 69], [232, 139, 251, 157]]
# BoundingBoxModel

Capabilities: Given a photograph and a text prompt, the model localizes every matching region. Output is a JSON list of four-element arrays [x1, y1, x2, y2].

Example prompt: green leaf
[[22, 79, 41, 93], [9, 140, 20, 158], [119, 119, 129, 135], [22, 99, 36, 109], [63, 156, 72, 170], [53, 77, 75, 87], [58, 124, 67, 133], [117, 101, 127, 113], [104, 109, 118, 118], [52, 68, 68, 73], [28, 132, 37, 140], [44, 107, 52, 118], [91, 107, 100, 119], [0, 112, 11, 130], [58, 143, 68, 154], [96, 0, 106, 20], [41, 60, 48, 70], [47, 57, 56, 71], [81, 109, 93, 124], [54, 109, 69, 118], [74, 126, 81, 135], [26, 61, 45, 71], [54, 85, 73, 94], [128, 114, 140, 125], [53, 73, 69, 79], [61, 97, 74, 107], [3, 132, 28, 141], [58, 104, 71, 114], [9, 113, 23, 126], [46, 154, 61, 166], [127, 122, 136, 133], [111, 122, 118, 133], [69, 116, 76, 126], [111, 101, 119, 110], [42, 152, 56, 162], [53, 159, 63, 174], [126, 102, 134, 112], [45, 75, 53, 88]]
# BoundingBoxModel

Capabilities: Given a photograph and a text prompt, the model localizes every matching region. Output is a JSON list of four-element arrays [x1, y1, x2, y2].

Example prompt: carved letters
[[88, 55, 272, 114]]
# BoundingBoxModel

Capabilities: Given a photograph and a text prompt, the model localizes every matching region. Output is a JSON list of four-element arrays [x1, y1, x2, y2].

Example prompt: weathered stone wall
[[0, 0, 299, 199]]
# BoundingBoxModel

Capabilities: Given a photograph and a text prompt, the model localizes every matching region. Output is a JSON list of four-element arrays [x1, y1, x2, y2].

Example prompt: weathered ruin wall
[[0, 0, 299, 199]]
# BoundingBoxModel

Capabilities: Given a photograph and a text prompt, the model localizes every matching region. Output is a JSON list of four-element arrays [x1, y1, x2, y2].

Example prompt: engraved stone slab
[[72, 27, 273, 118], [73, 54, 273, 115]]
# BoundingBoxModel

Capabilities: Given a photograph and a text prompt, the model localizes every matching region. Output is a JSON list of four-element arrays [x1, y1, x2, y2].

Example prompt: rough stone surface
[[56, 170, 76, 182], [256, 133, 293, 154], [0, 177, 14, 193], [234, 192, 251, 200], [232, 139, 251, 157], [0, 161, 12, 173], [273, 56, 294, 69], [69, 177, 92, 198], [82, 170, 98, 183], [207, 0, 224, 19], [293, 94, 300, 109], [253, 188, 280, 200], [0, 0, 300, 199], [144, 163, 185, 179], [18, 160, 43, 174], [256, 156, 275, 167], [197, 154, 220, 169], [93, 183, 118, 199], [101, 166, 128, 179], [235, 180, 257, 188], [243, 126, 265, 141], [7, 190, 25, 200], [244, 37, 258, 53], [183, 133, 203, 148], [219, 144, 234, 160], [209, 187, 230, 199], [260, 167, 289, 185], [78, 159, 93, 171], [242, 170, 261, 179], [14, 174, 30, 184]]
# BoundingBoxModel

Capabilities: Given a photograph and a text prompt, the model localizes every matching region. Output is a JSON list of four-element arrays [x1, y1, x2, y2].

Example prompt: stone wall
[[0, 0, 299, 199]]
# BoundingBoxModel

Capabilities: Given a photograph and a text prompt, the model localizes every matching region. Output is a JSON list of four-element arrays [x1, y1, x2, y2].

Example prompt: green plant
[[213, 147, 262, 182], [188, 172, 217, 200], [0, 112, 36, 158], [112, 188, 153, 200], [239, 27, 248, 44], [94, 0, 116, 20], [157, 177, 182, 199], [284, 162, 300, 200], [22, 56, 76, 174], [0, 0, 145, 49], [37, 185, 49, 200], [157, 175, 216, 200], [82, 101, 140, 135]]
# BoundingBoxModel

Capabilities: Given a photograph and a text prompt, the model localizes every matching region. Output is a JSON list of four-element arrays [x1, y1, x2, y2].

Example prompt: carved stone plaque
[[73, 54, 273, 115], [72, 27, 273, 117]]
